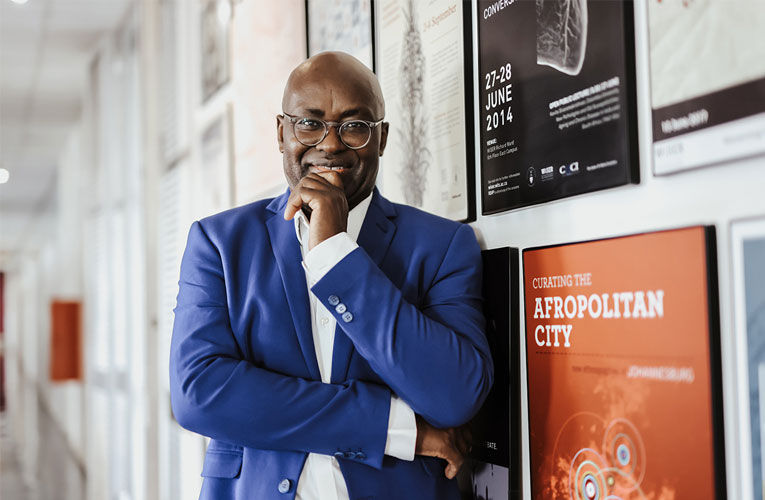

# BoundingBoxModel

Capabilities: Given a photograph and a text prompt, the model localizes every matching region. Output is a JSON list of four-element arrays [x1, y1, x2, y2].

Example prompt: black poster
[[477, 0, 639, 214], [459, 247, 520, 500]]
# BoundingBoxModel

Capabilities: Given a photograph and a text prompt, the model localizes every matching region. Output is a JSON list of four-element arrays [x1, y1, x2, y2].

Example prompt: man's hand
[[284, 172, 348, 250], [415, 415, 472, 480]]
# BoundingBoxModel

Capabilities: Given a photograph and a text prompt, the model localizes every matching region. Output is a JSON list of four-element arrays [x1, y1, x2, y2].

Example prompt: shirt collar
[[293, 191, 374, 245]]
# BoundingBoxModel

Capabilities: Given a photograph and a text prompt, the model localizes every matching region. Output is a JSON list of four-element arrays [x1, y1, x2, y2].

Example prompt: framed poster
[[648, 0, 765, 175], [200, 0, 232, 103], [459, 247, 521, 500], [376, 0, 475, 222], [306, 0, 375, 70], [198, 108, 234, 216], [230, 0, 304, 204], [477, 0, 639, 215], [523, 226, 725, 499], [732, 218, 765, 500]]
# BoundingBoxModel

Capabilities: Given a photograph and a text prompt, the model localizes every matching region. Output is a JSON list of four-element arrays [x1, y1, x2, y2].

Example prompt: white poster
[[307, 0, 375, 70], [648, 0, 765, 174], [376, 0, 472, 221]]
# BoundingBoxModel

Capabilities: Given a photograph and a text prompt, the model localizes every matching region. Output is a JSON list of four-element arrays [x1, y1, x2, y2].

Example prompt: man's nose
[[316, 124, 345, 153]]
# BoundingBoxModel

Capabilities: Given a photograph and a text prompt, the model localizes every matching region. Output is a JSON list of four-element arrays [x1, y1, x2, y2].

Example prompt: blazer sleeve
[[169, 221, 391, 469], [310, 223, 494, 429]]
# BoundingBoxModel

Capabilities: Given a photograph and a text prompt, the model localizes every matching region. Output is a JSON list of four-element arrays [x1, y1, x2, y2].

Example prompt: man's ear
[[276, 115, 285, 153], [378, 122, 389, 156]]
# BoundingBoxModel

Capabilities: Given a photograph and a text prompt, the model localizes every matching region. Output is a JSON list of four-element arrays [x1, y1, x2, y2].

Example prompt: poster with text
[[376, 0, 475, 221], [477, 0, 638, 214], [459, 247, 520, 500], [732, 218, 765, 500], [307, 0, 375, 70], [523, 226, 725, 499], [648, 0, 765, 175]]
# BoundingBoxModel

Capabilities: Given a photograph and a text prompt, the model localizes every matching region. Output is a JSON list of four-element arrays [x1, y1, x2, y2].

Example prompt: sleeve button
[[328, 295, 340, 306], [342, 312, 353, 323], [335, 303, 347, 314], [278, 479, 292, 494]]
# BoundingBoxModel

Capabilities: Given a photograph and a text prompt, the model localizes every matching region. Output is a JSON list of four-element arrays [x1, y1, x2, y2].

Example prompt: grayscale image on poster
[[477, 0, 638, 214], [376, 0, 474, 221]]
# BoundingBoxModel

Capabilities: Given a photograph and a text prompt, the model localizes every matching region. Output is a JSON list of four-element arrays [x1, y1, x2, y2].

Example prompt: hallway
[[0, 400, 85, 500]]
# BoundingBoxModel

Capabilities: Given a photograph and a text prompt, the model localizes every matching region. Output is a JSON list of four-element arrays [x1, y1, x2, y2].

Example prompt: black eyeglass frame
[[282, 112, 385, 150]]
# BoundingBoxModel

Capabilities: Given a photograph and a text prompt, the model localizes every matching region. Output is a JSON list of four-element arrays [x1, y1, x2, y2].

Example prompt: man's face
[[277, 74, 388, 211]]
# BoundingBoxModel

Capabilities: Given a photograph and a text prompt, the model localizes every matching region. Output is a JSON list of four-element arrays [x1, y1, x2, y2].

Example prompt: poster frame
[[374, 0, 476, 223], [476, 0, 639, 215], [731, 216, 765, 500], [305, 0, 377, 72], [199, 0, 232, 105], [521, 226, 726, 499], [460, 247, 521, 499]]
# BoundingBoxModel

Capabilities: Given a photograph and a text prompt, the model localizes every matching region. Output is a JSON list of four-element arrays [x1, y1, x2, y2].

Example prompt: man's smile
[[307, 163, 350, 174]]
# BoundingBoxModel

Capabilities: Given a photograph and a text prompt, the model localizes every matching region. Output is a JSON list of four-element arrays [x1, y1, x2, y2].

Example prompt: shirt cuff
[[383, 395, 417, 461], [303, 232, 358, 282]]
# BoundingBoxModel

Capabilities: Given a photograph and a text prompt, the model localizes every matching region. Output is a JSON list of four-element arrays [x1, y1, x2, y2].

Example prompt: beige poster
[[376, 0, 471, 221], [230, 0, 305, 204]]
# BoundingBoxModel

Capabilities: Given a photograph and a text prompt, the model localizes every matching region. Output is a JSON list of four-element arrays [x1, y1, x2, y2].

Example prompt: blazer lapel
[[331, 190, 397, 384], [265, 194, 322, 381]]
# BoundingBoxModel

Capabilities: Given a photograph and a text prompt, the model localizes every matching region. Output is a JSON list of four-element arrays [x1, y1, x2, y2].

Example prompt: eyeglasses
[[282, 112, 384, 150]]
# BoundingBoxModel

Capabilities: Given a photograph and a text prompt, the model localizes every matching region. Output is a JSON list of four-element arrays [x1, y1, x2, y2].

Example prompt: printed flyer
[[477, 0, 638, 214], [376, 0, 474, 221], [648, 0, 765, 174], [523, 227, 725, 499]]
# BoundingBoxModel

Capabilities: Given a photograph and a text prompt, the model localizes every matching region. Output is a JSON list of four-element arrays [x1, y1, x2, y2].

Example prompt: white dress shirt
[[292, 193, 417, 500]]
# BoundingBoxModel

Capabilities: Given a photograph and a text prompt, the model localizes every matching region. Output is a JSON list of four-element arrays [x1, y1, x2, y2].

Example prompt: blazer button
[[344, 451, 357, 459], [356, 452, 366, 460], [342, 311, 353, 323], [333, 451, 345, 459], [278, 479, 291, 494], [328, 295, 340, 306], [335, 303, 347, 314]]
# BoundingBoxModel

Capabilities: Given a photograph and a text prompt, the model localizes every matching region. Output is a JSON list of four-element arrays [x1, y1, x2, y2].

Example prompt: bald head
[[282, 52, 385, 119]]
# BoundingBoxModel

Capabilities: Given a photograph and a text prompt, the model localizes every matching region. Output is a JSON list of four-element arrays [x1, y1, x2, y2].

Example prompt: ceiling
[[0, 0, 131, 266]]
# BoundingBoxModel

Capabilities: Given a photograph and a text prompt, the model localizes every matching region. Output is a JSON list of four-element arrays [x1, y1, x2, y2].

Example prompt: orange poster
[[523, 227, 724, 499]]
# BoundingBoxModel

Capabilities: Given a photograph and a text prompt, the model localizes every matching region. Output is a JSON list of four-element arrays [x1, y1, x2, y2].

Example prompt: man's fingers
[[283, 174, 343, 220], [455, 427, 471, 456], [441, 430, 464, 480], [284, 190, 304, 220], [443, 450, 464, 480], [315, 170, 343, 188]]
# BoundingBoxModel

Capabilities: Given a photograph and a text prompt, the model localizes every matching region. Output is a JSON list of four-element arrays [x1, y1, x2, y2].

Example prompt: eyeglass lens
[[294, 118, 371, 149]]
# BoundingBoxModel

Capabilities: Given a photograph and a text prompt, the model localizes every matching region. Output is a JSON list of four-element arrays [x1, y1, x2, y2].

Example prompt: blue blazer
[[170, 189, 493, 500]]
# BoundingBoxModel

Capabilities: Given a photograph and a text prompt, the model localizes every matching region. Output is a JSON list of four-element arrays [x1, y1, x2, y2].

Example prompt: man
[[170, 52, 493, 500]]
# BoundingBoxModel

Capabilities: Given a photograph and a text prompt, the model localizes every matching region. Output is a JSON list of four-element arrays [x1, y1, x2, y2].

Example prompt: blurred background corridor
[[0, 1, 305, 498], [2, 0, 765, 499]]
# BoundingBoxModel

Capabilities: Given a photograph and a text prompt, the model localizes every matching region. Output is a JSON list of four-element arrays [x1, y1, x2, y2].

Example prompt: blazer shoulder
[[194, 197, 276, 244], [389, 201, 472, 244]]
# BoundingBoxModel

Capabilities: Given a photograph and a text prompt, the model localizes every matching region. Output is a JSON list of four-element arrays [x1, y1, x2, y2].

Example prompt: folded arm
[[170, 221, 392, 468], [310, 223, 494, 429]]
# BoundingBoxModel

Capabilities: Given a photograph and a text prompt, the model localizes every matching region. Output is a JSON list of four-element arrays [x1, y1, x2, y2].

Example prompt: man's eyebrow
[[301, 108, 373, 119]]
